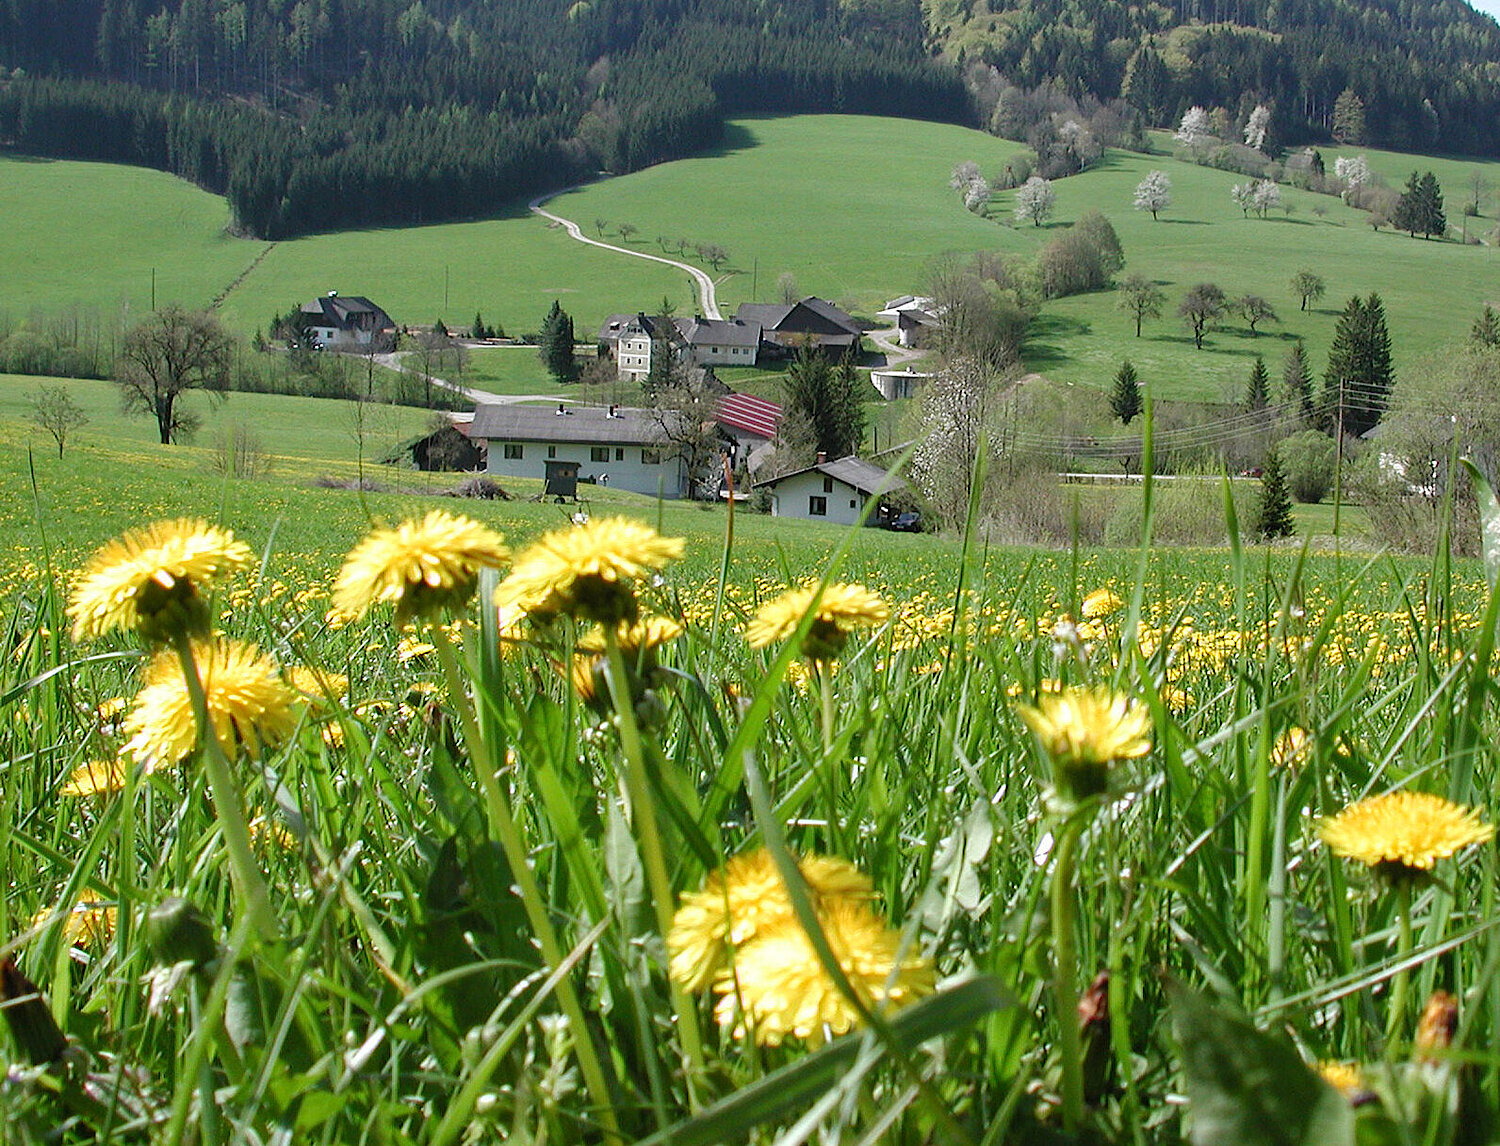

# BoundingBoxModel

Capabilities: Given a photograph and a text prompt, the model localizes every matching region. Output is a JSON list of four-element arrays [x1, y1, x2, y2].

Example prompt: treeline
[[0, 0, 963, 238], [942, 0, 1500, 155]]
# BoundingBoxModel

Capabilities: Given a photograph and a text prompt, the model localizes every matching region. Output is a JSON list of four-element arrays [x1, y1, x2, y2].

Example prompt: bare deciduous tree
[[115, 306, 233, 444], [28, 384, 88, 458]]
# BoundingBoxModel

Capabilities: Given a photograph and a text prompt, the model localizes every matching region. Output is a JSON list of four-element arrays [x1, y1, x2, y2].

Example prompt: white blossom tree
[[1174, 106, 1213, 152], [964, 181, 992, 213], [1334, 155, 1370, 202], [1230, 182, 1255, 217], [1243, 105, 1271, 150], [1014, 176, 1056, 226], [1133, 170, 1172, 220], [1251, 179, 1282, 217]]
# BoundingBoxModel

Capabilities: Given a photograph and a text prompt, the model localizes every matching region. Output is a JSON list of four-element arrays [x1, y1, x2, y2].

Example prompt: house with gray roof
[[468, 403, 690, 499], [755, 454, 907, 525], [734, 297, 863, 358], [300, 292, 395, 350]]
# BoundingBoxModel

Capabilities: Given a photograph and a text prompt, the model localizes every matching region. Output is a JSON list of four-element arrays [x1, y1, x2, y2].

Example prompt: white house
[[300, 292, 395, 350], [469, 403, 690, 499], [679, 316, 763, 367], [756, 455, 908, 525], [598, 312, 763, 379]]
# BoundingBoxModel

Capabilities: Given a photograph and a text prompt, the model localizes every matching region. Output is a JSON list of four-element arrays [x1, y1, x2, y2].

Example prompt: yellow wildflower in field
[[744, 583, 890, 661], [576, 615, 685, 655], [34, 891, 117, 949], [333, 511, 509, 625], [68, 518, 251, 643], [1272, 727, 1313, 769], [494, 516, 684, 624], [570, 615, 685, 707], [60, 758, 128, 797], [1015, 685, 1152, 801], [713, 898, 934, 1047], [123, 640, 298, 768], [668, 849, 873, 993], [286, 666, 349, 703], [1318, 791, 1494, 879], [1081, 588, 1123, 620], [1315, 1061, 1365, 1098]]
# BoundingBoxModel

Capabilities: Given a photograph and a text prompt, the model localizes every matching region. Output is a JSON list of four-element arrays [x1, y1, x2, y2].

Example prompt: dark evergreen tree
[[1393, 171, 1424, 236], [473, 312, 487, 340], [1111, 360, 1142, 425], [783, 347, 863, 460], [1471, 305, 1500, 348], [1255, 446, 1296, 540], [538, 300, 577, 384], [1319, 294, 1393, 438], [1416, 171, 1447, 238], [1244, 356, 1269, 412], [643, 299, 680, 398], [1281, 342, 1314, 421]]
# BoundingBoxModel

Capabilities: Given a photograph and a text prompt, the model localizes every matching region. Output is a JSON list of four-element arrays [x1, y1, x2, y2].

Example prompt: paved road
[[529, 191, 723, 320]]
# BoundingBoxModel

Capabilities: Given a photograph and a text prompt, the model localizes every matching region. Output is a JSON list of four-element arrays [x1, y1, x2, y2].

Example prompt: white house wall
[[486, 439, 689, 499], [769, 471, 869, 525]]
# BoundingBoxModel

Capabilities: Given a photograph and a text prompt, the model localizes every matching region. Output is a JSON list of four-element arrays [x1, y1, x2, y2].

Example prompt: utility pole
[[1333, 376, 1345, 539]]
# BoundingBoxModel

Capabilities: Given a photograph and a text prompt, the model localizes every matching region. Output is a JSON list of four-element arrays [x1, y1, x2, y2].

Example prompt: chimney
[[328, 290, 338, 297], [816, 451, 827, 464]]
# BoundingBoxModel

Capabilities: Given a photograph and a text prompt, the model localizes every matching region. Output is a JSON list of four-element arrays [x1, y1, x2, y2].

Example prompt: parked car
[[887, 511, 922, 533]]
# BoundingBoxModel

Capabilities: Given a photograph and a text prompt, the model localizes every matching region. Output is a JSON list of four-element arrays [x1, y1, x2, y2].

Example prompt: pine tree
[[1244, 356, 1269, 412], [1281, 342, 1314, 421], [1111, 360, 1142, 424], [1417, 171, 1447, 238], [1393, 171, 1423, 236], [1255, 446, 1295, 540], [1319, 294, 1393, 437], [538, 300, 577, 384], [1471, 305, 1500, 348], [783, 347, 864, 459], [473, 311, 487, 339]]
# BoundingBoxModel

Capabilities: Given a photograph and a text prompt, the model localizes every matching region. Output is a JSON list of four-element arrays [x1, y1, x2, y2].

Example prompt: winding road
[[529, 191, 723, 320]]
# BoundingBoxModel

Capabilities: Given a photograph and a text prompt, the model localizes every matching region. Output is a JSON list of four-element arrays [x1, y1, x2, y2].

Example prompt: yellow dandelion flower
[[34, 891, 117, 949], [1318, 790, 1494, 878], [96, 697, 128, 724], [249, 815, 297, 851], [1272, 727, 1313, 769], [669, 849, 874, 993], [68, 518, 251, 643], [744, 583, 890, 661], [494, 517, 684, 624], [1015, 685, 1152, 800], [1081, 589, 1123, 621], [286, 666, 349, 703], [333, 511, 509, 625], [123, 640, 299, 769], [713, 899, 934, 1047], [576, 615, 685, 655], [1315, 1060, 1365, 1098], [60, 758, 128, 797]]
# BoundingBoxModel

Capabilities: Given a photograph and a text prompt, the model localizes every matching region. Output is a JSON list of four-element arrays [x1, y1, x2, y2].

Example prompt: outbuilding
[[755, 455, 907, 525]]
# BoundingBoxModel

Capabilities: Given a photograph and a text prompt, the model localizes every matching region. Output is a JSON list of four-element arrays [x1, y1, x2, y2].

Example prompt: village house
[[597, 312, 762, 380], [876, 295, 941, 348], [755, 454, 907, 525], [381, 412, 486, 471], [715, 392, 783, 477], [734, 297, 863, 358], [469, 403, 691, 499], [300, 292, 396, 350]]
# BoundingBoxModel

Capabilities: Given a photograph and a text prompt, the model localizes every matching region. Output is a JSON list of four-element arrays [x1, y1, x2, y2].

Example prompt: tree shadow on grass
[[695, 122, 760, 160], [1023, 313, 1092, 369], [1154, 218, 1212, 226]]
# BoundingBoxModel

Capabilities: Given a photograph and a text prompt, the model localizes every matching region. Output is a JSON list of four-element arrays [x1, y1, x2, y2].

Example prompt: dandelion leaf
[[1169, 979, 1354, 1146]]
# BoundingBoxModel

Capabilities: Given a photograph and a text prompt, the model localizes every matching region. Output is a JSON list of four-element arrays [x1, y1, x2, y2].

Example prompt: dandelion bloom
[[570, 615, 684, 708], [123, 640, 299, 768], [333, 511, 509, 625], [1317, 790, 1494, 879], [576, 615, 685, 655], [34, 891, 117, 949], [1272, 727, 1312, 769], [1080, 589, 1123, 621], [668, 849, 873, 993], [1314, 1061, 1365, 1098], [713, 899, 934, 1047], [68, 519, 251, 642], [285, 666, 350, 703], [1015, 685, 1152, 800], [60, 759, 128, 798], [744, 583, 890, 661], [494, 517, 684, 624]]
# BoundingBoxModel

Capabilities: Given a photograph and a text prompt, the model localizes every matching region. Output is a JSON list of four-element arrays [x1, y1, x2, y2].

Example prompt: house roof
[[716, 393, 782, 438], [469, 403, 680, 446], [301, 294, 393, 330], [682, 316, 762, 349], [876, 295, 936, 318], [735, 297, 862, 337], [756, 455, 908, 497]]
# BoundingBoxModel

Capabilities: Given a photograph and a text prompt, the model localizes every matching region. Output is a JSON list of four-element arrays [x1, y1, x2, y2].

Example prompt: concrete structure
[[869, 368, 934, 401], [469, 403, 690, 499], [756, 455, 908, 525], [876, 296, 940, 347], [300, 292, 395, 350]]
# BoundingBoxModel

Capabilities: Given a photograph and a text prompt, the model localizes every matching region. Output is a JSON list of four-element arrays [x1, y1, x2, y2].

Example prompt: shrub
[[1103, 469, 1254, 547], [1278, 430, 1337, 503]]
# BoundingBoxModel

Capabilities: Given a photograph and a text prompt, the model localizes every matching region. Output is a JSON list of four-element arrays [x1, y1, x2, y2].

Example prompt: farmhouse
[[756, 454, 908, 525], [734, 297, 863, 358], [679, 316, 763, 367], [469, 403, 691, 499], [598, 312, 763, 379], [300, 292, 396, 350], [715, 392, 783, 476]]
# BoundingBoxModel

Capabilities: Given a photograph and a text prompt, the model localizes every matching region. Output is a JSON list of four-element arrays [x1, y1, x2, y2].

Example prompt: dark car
[[887, 511, 922, 533]]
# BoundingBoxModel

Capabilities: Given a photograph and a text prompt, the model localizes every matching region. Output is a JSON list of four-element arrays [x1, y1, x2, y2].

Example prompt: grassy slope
[[6, 118, 1500, 407]]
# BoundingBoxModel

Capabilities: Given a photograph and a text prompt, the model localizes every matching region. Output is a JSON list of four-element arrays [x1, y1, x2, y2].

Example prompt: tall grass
[[1, 469, 1497, 1144]]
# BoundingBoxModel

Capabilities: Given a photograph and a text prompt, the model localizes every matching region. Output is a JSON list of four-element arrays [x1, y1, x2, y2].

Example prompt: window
[[591, 447, 610, 462], [641, 449, 661, 465], [809, 496, 827, 516], [503, 443, 523, 460], [823, 477, 834, 493], [849, 500, 857, 509], [547, 446, 557, 459], [615, 448, 625, 461]]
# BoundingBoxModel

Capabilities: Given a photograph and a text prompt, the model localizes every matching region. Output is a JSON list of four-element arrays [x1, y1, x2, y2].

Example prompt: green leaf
[[635, 976, 1013, 1146], [1460, 458, 1500, 588], [1169, 979, 1355, 1146]]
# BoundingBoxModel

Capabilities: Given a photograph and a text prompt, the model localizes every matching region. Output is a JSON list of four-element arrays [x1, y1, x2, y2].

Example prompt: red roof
[[716, 392, 782, 438]]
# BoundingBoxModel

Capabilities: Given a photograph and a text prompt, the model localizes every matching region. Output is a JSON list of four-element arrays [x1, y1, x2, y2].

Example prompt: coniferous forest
[[1, 0, 1499, 239]]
